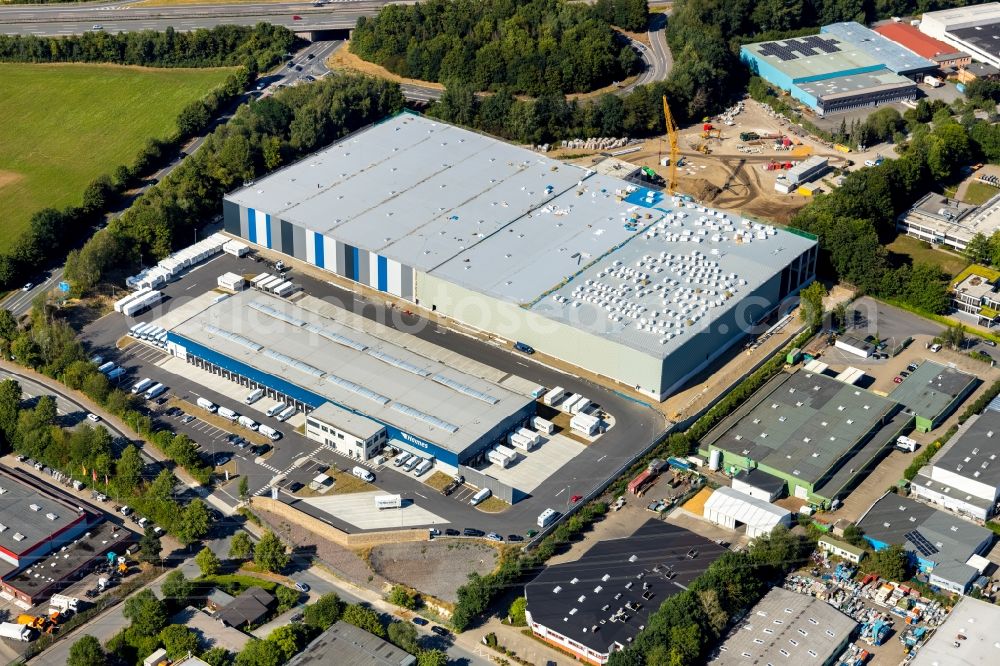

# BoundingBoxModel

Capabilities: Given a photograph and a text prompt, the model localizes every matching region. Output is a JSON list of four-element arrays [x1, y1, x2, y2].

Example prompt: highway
[[0, 0, 391, 36]]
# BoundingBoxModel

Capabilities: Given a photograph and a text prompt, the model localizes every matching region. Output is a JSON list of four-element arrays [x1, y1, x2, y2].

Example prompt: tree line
[[0, 24, 295, 71], [350, 0, 644, 95], [65, 74, 405, 292]]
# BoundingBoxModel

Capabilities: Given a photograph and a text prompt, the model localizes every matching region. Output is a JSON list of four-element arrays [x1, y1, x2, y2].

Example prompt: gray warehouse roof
[[167, 290, 531, 455], [890, 360, 977, 421], [908, 596, 1000, 666], [0, 470, 83, 556], [710, 587, 855, 665], [226, 113, 816, 360], [933, 411, 1000, 489], [704, 370, 899, 486], [821, 22, 937, 74], [287, 621, 416, 666], [858, 495, 992, 580]]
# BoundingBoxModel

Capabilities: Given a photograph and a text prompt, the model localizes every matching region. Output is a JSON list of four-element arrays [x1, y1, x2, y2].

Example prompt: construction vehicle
[[701, 124, 722, 140], [695, 141, 711, 154], [16, 615, 55, 635], [662, 95, 679, 195], [48, 594, 79, 615]]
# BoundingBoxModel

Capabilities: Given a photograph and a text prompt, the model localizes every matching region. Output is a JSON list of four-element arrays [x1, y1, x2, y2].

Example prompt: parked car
[[412, 617, 428, 626], [462, 528, 484, 537], [86, 413, 101, 422], [21, 283, 33, 292], [986, 340, 998, 347], [290, 613, 303, 623], [514, 341, 535, 355], [430, 626, 450, 637], [181, 415, 195, 424], [444, 528, 460, 536], [294, 582, 310, 593], [507, 534, 524, 542], [570, 494, 583, 503], [899, 371, 909, 378], [525, 529, 538, 538], [485, 532, 504, 542], [906, 363, 919, 372], [893, 376, 904, 384]]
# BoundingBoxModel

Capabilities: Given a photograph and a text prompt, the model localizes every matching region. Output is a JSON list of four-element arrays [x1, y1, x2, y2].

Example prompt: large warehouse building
[[920, 3, 1000, 69], [911, 411, 1000, 520], [222, 113, 817, 401], [165, 290, 535, 469], [741, 22, 934, 116], [701, 369, 911, 506], [873, 22, 971, 70]]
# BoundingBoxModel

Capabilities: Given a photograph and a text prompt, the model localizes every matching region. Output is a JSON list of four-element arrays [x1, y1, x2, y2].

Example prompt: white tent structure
[[703, 486, 792, 538]]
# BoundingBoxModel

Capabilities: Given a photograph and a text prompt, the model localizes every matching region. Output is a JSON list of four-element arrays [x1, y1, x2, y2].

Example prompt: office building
[[920, 3, 1000, 69], [890, 361, 977, 432]]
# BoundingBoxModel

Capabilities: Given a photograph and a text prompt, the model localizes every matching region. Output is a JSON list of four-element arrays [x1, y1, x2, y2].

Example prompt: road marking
[[555, 487, 565, 497], [415, 492, 427, 499], [597, 455, 607, 462]]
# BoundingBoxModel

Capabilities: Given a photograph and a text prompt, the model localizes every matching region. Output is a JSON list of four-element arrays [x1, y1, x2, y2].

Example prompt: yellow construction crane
[[662, 95, 679, 195]]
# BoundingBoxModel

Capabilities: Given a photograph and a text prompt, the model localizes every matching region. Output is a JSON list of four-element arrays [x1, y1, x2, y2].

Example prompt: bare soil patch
[[369, 540, 498, 603]]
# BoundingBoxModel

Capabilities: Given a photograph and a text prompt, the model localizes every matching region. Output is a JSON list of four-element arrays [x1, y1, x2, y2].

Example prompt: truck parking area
[[80, 249, 667, 540]]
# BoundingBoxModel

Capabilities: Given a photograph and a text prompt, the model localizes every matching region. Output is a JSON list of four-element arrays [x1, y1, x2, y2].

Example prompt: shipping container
[[628, 470, 653, 495], [531, 416, 555, 434], [543, 386, 566, 406], [196, 397, 217, 413], [375, 494, 402, 510], [487, 449, 512, 468], [537, 508, 558, 528]]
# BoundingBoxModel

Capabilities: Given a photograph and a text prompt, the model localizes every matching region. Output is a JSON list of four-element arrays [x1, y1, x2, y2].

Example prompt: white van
[[352, 466, 375, 483], [275, 405, 296, 422], [469, 488, 492, 506], [196, 397, 217, 413], [266, 402, 286, 418], [131, 378, 153, 395], [217, 406, 238, 422], [413, 459, 433, 477], [403, 456, 420, 472], [259, 424, 281, 440], [393, 452, 412, 467], [245, 388, 264, 405], [144, 383, 166, 400], [238, 415, 259, 431]]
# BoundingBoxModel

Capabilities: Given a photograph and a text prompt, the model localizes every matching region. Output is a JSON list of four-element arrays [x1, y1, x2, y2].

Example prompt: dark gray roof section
[[933, 411, 1000, 488], [967, 62, 1000, 77], [952, 23, 1000, 60], [858, 495, 992, 581], [524, 520, 727, 656], [704, 370, 900, 486], [890, 360, 977, 420], [286, 621, 416, 666], [710, 587, 856, 665], [215, 587, 276, 628], [0, 469, 85, 556], [733, 468, 786, 496]]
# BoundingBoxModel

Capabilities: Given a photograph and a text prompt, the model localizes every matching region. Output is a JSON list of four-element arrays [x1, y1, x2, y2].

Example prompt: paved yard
[[481, 434, 586, 494], [302, 491, 449, 529], [369, 540, 498, 604]]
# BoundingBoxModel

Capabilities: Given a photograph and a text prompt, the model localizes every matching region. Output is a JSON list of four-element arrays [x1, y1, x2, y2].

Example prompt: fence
[[458, 466, 516, 504]]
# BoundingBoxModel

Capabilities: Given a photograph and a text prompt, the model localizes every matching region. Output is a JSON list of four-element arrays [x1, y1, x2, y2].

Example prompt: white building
[[305, 401, 388, 462], [911, 412, 1000, 521], [920, 3, 1000, 69], [703, 486, 792, 538]]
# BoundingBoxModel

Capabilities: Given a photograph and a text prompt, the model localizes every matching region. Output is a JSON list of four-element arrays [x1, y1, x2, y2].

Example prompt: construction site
[[556, 98, 871, 224]]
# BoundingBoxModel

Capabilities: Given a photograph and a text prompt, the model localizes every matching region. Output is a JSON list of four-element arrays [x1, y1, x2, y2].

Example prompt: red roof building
[[874, 23, 971, 69]]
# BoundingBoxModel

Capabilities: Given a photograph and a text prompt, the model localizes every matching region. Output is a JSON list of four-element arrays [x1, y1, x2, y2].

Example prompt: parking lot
[[80, 249, 668, 539], [479, 433, 586, 494]]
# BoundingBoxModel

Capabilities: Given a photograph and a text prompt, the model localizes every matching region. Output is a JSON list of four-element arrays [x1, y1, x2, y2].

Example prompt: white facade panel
[[929, 467, 999, 503], [388, 259, 403, 297], [254, 214, 269, 248], [368, 250, 380, 288], [305, 230, 317, 265], [323, 235, 338, 273]]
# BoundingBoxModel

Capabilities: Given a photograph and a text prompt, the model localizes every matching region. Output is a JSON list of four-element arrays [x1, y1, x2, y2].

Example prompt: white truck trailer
[[543, 386, 565, 407], [516, 427, 541, 446], [531, 416, 555, 434], [0, 622, 31, 641], [508, 432, 534, 451], [487, 449, 513, 468], [374, 494, 402, 510], [561, 393, 583, 414]]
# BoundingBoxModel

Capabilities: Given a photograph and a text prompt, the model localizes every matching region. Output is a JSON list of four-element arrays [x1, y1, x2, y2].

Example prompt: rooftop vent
[[29, 504, 40, 512]]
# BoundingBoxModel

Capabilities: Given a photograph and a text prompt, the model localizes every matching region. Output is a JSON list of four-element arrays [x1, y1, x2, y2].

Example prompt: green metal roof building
[[890, 361, 978, 432], [701, 370, 911, 507]]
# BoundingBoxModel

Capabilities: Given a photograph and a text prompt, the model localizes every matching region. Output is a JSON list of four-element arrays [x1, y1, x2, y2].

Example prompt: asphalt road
[[621, 11, 672, 94], [0, 0, 390, 36], [80, 251, 667, 538]]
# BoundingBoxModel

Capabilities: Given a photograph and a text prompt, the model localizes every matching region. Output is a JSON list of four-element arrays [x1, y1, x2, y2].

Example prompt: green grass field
[[887, 234, 970, 277], [963, 180, 1000, 206], [0, 63, 234, 251]]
